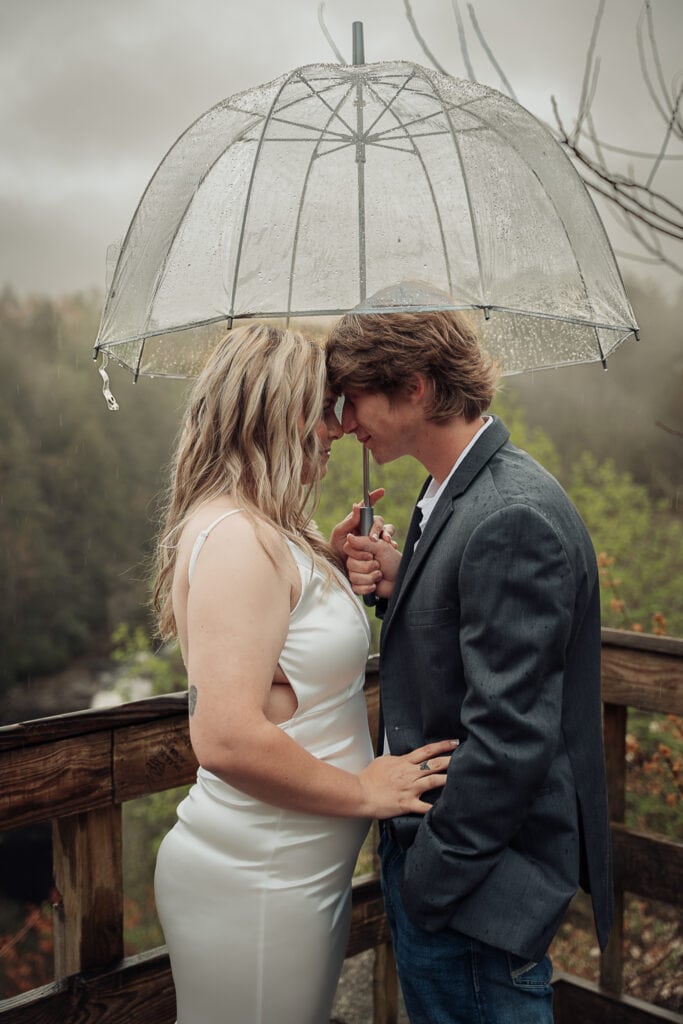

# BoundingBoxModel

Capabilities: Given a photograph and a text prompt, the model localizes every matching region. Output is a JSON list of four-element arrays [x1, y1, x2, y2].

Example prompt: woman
[[153, 324, 455, 1024]]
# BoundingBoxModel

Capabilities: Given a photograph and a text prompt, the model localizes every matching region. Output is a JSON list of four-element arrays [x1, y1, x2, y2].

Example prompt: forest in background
[[0, 279, 681, 698]]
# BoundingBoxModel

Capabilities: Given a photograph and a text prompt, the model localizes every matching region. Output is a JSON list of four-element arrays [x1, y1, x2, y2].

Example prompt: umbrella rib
[[362, 76, 455, 295], [228, 72, 306, 320], [362, 70, 420, 137], [443, 90, 634, 358], [286, 87, 357, 319], [314, 139, 358, 158], [266, 115, 351, 142], [94, 89, 265, 361], [268, 76, 352, 119], [418, 67, 488, 304], [371, 106, 453, 139], [125, 109, 269, 368], [293, 69, 357, 139], [99, 305, 636, 355]]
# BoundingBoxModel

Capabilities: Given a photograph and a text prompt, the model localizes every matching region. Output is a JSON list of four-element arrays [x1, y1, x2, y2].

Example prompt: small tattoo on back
[[188, 684, 198, 716]]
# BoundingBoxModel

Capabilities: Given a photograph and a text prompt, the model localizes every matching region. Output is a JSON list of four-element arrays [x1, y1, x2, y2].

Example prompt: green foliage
[[567, 454, 683, 635], [502, 279, 683, 510], [0, 290, 187, 690], [626, 712, 683, 839], [110, 623, 186, 698]]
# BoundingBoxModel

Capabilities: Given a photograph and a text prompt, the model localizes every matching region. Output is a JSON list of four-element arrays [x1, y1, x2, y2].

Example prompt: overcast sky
[[1, 0, 681, 297]]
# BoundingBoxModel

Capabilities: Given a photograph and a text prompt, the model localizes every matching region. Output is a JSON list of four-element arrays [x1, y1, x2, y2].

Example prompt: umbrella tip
[[352, 22, 365, 65]]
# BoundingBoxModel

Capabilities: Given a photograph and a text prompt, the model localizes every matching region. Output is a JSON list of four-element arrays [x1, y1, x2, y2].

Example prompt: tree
[[0, 291, 187, 690]]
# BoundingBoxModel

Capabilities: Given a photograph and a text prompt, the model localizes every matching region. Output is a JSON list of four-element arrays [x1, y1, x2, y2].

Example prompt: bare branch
[[573, 0, 606, 143], [451, 0, 477, 82], [646, 81, 683, 188], [655, 420, 683, 439], [636, 3, 682, 136], [402, 0, 450, 74], [644, 0, 683, 135], [466, 4, 518, 100], [572, 132, 683, 161], [317, 3, 346, 65], [553, 98, 683, 236], [604, 195, 683, 276]]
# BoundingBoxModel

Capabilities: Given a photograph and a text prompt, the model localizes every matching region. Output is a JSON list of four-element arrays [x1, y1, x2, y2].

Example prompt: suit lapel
[[380, 416, 510, 650]]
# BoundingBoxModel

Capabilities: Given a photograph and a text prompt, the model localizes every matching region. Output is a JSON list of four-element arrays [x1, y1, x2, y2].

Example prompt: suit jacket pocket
[[406, 606, 452, 627]]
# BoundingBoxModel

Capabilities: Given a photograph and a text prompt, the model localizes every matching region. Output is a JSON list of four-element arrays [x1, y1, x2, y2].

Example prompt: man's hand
[[329, 488, 396, 556], [343, 531, 402, 600]]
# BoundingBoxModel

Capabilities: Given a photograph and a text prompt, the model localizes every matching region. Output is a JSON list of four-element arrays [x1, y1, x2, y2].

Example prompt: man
[[326, 298, 613, 1024]]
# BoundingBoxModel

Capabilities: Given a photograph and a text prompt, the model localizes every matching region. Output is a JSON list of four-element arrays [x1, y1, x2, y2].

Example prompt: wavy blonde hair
[[153, 323, 340, 639]]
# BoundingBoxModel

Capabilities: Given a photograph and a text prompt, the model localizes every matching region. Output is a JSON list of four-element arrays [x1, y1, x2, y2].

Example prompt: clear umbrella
[[94, 27, 637, 383]]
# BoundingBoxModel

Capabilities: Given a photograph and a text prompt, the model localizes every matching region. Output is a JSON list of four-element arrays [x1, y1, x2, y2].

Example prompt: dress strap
[[188, 509, 244, 584]]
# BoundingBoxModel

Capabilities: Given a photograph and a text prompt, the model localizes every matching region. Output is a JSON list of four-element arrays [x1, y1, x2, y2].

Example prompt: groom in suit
[[326, 299, 612, 1024]]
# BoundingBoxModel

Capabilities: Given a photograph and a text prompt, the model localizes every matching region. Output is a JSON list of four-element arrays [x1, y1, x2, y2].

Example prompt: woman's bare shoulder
[[178, 501, 293, 581]]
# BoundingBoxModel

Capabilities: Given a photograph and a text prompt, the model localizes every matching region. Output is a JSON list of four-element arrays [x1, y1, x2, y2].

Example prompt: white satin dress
[[154, 513, 373, 1024]]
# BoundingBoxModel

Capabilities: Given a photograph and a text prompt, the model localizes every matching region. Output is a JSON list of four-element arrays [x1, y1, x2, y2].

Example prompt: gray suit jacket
[[379, 416, 613, 961]]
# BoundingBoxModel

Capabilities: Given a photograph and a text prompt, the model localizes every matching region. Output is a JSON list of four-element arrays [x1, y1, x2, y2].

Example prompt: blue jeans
[[379, 829, 554, 1024]]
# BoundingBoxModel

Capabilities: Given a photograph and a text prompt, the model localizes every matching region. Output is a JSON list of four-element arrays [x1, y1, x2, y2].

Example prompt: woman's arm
[[184, 514, 453, 819]]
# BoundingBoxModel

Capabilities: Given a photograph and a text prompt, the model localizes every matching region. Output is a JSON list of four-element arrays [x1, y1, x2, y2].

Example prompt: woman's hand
[[343, 531, 402, 600], [329, 488, 396, 557], [357, 740, 459, 819]]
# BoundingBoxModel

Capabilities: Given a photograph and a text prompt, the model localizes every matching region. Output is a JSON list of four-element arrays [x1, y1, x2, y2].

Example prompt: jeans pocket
[[507, 953, 553, 989]]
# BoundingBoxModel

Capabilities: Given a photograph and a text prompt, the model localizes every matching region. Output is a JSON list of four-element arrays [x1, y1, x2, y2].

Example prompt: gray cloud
[[1, 0, 681, 295]]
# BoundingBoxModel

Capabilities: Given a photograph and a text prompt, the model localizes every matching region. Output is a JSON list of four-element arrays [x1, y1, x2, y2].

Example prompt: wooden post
[[52, 804, 124, 978], [373, 942, 399, 1024], [600, 702, 627, 994]]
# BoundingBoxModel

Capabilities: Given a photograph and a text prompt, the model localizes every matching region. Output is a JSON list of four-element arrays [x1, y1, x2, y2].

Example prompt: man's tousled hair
[[326, 308, 499, 422]]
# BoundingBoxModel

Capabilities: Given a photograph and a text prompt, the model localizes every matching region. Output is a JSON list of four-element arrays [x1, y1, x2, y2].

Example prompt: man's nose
[[329, 411, 343, 439], [341, 401, 356, 434]]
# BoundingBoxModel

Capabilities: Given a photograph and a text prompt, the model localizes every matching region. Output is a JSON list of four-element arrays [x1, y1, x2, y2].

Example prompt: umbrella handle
[[359, 504, 379, 607]]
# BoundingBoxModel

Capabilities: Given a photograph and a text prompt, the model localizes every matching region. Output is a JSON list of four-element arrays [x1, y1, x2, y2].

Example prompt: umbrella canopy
[[94, 56, 637, 381]]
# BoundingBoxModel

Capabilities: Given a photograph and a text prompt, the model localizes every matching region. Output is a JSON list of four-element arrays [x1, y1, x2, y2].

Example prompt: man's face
[[341, 388, 419, 464]]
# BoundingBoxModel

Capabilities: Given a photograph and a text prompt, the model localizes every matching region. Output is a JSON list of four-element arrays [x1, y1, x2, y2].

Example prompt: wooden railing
[[0, 629, 681, 1023]]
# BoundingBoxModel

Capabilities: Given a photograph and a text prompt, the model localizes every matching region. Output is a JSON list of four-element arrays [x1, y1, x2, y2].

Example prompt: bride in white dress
[[152, 324, 455, 1024]]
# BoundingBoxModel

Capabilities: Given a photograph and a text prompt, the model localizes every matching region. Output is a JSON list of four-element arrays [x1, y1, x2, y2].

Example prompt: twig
[[636, 4, 681, 135], [451, 0, 476, 81], [402, 0, 449, 74], [573, 0, 606, 143], [644, 0, 683, 135], [655, 420, 683, 439], [317, 3, 346, 65], [466, 3, 517, 100], [646, 81, 683, 189]]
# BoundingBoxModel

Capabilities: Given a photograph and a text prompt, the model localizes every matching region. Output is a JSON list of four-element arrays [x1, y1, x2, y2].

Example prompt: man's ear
[[405, 373, 428, 405]]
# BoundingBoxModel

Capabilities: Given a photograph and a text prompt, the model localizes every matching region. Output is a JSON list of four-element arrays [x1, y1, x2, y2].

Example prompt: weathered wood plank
[[604, 703, 627, 822], [602, 642, 683, 714], [113, 717, 197, 803], [52, 805, 124, 976], [0, 693, 188, 752], [601, 629, 683, 659], [0, 948, 175, 1024], [554, 971, 683, 1023], [612, 822, 683, 905], [373, 944, 399, 1024], [0, 733, 112, 830]]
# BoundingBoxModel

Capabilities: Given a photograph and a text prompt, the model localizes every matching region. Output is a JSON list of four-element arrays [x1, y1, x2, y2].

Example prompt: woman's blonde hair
[[153, 323, 338, 639]]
